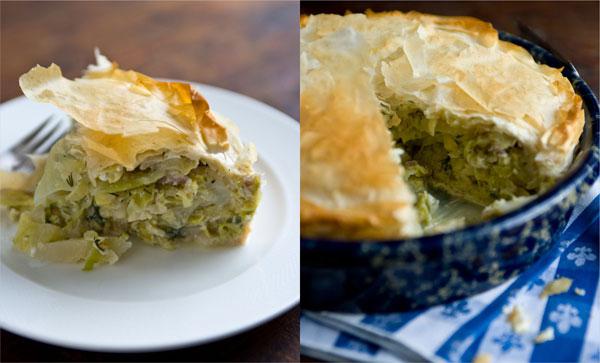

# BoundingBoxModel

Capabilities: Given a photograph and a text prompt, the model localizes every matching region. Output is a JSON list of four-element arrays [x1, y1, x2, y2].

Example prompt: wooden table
[[0, 1, 299, 362], [1, 1, 299, 119], [300, 1, 598, 361]]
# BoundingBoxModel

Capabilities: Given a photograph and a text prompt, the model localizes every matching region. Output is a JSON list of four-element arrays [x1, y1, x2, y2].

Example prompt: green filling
[[382, 101, 554, 207], [1, 135, 261, 268], [120, 163, 261, 249]]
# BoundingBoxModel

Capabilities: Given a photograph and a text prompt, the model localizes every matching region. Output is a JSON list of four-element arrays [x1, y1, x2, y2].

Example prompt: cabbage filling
[[381, 100, 554, 227], [1, 135, 261, 268]]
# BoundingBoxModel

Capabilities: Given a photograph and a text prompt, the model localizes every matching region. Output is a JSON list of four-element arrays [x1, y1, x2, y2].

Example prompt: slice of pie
[[1, 50, 261, 269]]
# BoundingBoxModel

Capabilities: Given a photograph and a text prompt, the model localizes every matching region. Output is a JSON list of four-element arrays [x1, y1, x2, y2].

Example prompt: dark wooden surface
[[300, 2, 598, 362], [1, 306, 299, 362], [1, 1, 300, 119], [0, 1, 299, 362]]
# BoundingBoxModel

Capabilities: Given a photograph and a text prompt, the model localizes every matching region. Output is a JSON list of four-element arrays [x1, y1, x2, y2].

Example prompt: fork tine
[[20, 122, 62, 155], [9, 124, 68, 171], [9, 115, 54, 153], [38, 129, 69, 154]]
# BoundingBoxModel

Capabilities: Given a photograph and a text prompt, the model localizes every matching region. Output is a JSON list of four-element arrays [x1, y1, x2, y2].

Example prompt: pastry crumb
[[472, 353, 493, 363], [534, 327, 555, 344], [574, 287, 586, 296], [506, 305, 530, 334], [540, 277, 572, 298]]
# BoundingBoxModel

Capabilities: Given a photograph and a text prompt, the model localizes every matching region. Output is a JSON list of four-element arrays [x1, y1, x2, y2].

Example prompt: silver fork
[[0, 115, 71, 171]]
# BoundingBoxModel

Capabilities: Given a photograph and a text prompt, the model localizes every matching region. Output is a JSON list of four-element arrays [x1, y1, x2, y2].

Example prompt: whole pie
[[300, 11, 584, 239]]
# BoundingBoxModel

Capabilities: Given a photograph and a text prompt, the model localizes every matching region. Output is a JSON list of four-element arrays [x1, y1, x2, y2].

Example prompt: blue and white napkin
[[302, 181, 600, 362]]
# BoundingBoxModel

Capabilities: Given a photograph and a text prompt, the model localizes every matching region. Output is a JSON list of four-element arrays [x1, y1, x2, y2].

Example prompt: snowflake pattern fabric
[[492, 332, 524, 353], [333, 333, 378, 356], [526, 277, 545, 291], [549, 304, 583, 334], [567, 246, 597, 267], [441, 301, 471, 319]]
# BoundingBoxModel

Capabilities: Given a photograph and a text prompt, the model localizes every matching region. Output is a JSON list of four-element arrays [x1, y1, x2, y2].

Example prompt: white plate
[[0, 83, 299, 352]]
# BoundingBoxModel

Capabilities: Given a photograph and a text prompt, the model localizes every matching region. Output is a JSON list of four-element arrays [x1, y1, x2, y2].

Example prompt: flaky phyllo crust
[[19, 50, 256, 180], [300, 11, 584, 240]]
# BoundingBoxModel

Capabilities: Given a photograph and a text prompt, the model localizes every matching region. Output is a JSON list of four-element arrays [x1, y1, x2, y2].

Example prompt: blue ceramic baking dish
[[301, 32, 600, 313]]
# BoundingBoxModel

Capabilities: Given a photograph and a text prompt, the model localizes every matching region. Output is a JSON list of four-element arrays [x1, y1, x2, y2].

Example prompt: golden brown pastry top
[[19, 49, 256, 179], [301, 17, 421, 239]]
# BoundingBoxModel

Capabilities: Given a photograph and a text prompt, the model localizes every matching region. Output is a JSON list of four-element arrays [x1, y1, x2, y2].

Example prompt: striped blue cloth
[[301, 181, 600, 362]]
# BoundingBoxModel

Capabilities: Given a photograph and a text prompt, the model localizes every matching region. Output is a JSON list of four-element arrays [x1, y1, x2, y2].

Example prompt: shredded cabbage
[[1, 132, 261, 269], [385, 102, 552, 206], [381, 100, 550, 232]]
